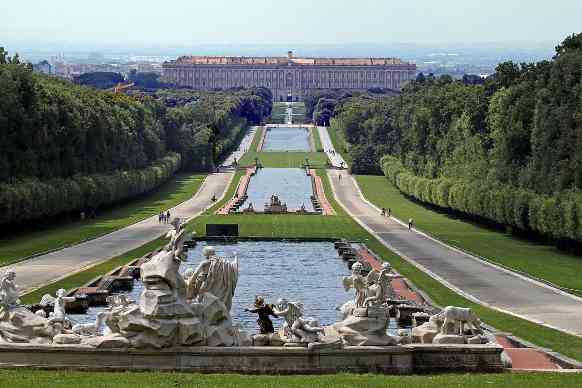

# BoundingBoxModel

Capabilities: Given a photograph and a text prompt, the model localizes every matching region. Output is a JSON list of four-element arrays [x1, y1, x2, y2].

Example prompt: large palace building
[[162, 51, 416, 101]]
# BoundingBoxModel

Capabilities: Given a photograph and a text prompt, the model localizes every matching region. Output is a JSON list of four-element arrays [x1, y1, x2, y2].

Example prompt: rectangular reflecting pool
[[242, 168, 314, 212], [262, 126, 311, 152]]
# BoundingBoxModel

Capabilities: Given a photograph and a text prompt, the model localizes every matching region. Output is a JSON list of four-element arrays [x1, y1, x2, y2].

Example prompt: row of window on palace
[[168, 69, 409, 82]]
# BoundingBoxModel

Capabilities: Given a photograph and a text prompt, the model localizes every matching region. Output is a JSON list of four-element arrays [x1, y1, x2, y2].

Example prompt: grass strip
[[313, 126, 323, 152], [1, 370, 581, 387], [239, 151, 328, 168]]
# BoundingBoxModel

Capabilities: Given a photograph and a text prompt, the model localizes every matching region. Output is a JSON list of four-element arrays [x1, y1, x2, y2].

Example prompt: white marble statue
[[364, 263, 395, 307], [72, 312, 106, 336], [412, 306, 486, 344], [186, 246, 239, 311], [273, 298, 323, 344], [334, 263, 397, 346], [435, 306, 483, 336], [44, 289, 76, 326], [0, 271, 20, 312], [87, 242, 246, 349], [342, 262, 367, 308], [165, 218, 187, 261], [0, 272, 56, 344]]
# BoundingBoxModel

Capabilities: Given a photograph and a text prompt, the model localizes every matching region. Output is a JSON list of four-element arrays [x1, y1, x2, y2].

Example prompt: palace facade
[[162, 51, 416, 101]]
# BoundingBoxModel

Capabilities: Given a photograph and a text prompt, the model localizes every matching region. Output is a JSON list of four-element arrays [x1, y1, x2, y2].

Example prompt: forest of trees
[[0, 55, 271, 225], [326, 33, 582, 249], [74, 72, 125, 89]]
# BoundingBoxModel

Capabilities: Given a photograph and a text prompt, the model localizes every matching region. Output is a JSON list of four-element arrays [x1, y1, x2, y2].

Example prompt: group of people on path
[[158, 210, 172, 224], [381, 207, 414, 230]]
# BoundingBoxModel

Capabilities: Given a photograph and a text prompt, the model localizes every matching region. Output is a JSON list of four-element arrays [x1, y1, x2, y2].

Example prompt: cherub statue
[[272, 298, 302, 341], [342, 262, 367, 308], [273, 298, 324, 343], [42, 288, 76, 326], [290, 316, 325, 343], [364, 263, 395, 306]]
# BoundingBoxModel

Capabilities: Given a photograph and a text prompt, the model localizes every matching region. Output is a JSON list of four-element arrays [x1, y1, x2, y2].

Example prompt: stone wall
[[0, 344, 504, 374]]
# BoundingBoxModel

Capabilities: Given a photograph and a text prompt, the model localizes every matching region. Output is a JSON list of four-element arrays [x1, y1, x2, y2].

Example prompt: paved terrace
[[8, 128, 258, 294], [318, 127, 582, 336]]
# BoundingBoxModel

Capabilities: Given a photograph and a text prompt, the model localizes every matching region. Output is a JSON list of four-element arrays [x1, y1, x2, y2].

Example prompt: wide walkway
[[317, 126, 346, 168], [9, 128, 258, 294], [318, 128, 582, 336], [221, 126, 257, 168]]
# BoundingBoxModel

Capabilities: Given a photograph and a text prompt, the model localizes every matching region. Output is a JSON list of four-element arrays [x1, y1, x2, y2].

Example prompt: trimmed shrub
[[0, 153, 181, 225], [382, 156, 582, 243]]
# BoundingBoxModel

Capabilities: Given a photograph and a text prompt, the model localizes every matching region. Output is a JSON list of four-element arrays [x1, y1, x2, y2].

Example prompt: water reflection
[[263, 127, 311, 151], [242, 168, 315, 212]]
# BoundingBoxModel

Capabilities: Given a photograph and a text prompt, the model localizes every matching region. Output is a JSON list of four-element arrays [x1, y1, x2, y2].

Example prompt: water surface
[[69, 241, 405, 335], [242, 168, 315, 212], [263, 127, 311, 151]]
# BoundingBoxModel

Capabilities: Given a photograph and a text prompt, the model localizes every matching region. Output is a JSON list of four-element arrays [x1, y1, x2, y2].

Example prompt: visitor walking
[[158, 213, 163, 224], [381, 207, 386, 216], [166, 210, 171, 223], [387, 208, 391, 217], [408, 218, 414, 230], [338, 173, 342, 182]]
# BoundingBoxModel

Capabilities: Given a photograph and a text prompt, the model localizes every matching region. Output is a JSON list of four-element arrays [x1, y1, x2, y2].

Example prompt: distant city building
[[163, 51, 416, 101], [33, 60, 52, 75]]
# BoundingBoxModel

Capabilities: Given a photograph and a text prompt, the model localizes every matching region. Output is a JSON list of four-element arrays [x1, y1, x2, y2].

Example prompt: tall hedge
[[0, 64, 167, 182], [0, 153, 181, 225], [382, 156, 582, 243]]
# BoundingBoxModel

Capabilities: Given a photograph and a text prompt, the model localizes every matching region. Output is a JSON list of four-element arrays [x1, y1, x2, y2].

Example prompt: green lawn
[[0, 173, 205, 267], [1, 370, 581, 388], [355, 175, 582, 293], [239, 151, 329, 168], [313, 126, 324, 152]]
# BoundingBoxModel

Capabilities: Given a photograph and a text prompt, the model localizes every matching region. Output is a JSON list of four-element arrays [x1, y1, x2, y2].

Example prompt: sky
[[1, 0, 581, 47]]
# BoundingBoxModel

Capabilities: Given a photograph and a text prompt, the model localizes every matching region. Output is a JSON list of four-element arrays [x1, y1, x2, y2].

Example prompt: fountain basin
[[0, 343, 504, 374], [262, 126, 311, 152]]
